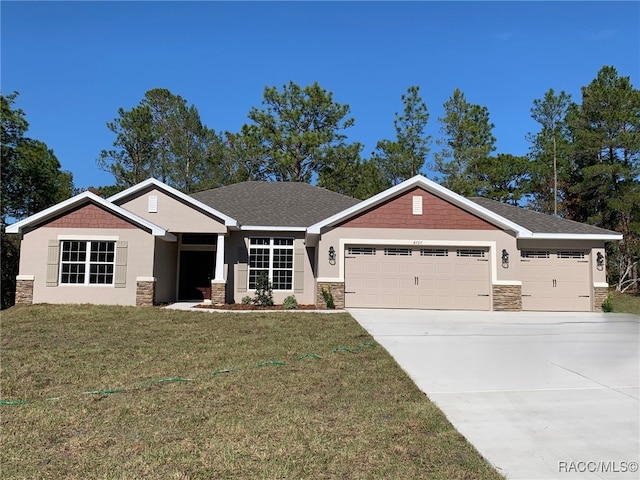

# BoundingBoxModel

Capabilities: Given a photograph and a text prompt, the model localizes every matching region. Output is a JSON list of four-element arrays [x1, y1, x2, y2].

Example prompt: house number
[[413, 240, 423, 245]]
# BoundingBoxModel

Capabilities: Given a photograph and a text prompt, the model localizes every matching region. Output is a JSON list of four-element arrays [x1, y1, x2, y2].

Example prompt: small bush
[[322, 287, 335, 309], [241, 296, 253, 305], [283, 295, 298, 310], [602, 295, 613, 312], [254, 271, 274, 306]]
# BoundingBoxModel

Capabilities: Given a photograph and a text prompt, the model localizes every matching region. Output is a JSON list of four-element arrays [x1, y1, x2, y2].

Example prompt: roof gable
[[338, 187, 498, 230], [5, 191, 175, 240]]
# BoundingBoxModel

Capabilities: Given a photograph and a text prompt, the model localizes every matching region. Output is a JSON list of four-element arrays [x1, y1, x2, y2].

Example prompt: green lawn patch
[[1, 304, 503, 479], [609, 291, 640, 315]]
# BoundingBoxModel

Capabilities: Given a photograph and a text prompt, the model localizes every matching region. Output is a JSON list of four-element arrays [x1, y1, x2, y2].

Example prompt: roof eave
[[239, 225, 308, 232], [526, 233, 623, 241]]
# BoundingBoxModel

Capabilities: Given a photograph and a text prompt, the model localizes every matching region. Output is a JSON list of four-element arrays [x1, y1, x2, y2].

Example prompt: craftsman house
[[7, 175, 621, 311]]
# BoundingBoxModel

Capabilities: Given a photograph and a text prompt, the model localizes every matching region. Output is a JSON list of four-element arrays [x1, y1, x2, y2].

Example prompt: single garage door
[[520, 250, 591, 311], [345, 246, 491, 310]]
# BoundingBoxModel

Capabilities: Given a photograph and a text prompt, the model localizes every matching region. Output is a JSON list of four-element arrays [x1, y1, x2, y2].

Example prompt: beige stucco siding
[[316, 227, 520, 285], [19, 227, 156, 306], [118, 188, 226, 233], [227, 232, 315, 305]]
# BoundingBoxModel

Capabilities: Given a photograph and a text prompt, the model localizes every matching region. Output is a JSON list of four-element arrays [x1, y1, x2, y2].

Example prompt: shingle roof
[[468, 197, 620, 236], [190, 181, 362, 228]]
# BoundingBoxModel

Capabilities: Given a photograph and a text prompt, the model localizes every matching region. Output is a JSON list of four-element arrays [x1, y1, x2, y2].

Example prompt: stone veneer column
[[15, 275, 35, 305], [492, 284, 522, 311], [316, 282, 345, 309], [593, 286, 609, 312], [211, 281, 226, 305], [136, 277, 156, 306]]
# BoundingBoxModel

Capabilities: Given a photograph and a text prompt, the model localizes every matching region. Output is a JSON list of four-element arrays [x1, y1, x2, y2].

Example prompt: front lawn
[[609, 291, 640, 315], [1, 305, 503, 479]]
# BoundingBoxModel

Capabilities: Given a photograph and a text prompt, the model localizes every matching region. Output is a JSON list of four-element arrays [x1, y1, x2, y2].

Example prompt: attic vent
[[412, 196, 423, 215], [148, 195, 158, 213]]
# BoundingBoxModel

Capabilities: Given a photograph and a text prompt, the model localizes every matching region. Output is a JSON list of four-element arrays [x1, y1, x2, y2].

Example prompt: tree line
[[1, 65, 638, 308]]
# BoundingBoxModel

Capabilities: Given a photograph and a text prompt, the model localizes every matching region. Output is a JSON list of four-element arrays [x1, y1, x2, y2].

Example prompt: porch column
[[214, 234, 225, 282]]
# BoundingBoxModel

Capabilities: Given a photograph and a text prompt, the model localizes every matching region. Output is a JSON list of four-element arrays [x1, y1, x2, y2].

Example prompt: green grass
[[1, 304, 503, 480], [609, 291, 640, 315]]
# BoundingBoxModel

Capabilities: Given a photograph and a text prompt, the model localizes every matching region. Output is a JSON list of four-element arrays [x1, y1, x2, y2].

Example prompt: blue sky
[[2, 1, 638, 190]]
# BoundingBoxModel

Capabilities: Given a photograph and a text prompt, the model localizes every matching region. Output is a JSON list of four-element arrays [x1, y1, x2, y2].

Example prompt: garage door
[[345, 246, 491, 310], [520, 250, 591, 311]]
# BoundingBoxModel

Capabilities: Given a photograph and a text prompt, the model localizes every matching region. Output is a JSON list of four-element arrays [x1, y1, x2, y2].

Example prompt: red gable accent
[[40, 203, 138, 229], [339, 187, 497, 230]]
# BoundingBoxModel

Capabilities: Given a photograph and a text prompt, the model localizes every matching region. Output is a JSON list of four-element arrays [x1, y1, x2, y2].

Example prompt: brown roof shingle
[[468, 197, 620, 236], [190, 181, 361, 228]]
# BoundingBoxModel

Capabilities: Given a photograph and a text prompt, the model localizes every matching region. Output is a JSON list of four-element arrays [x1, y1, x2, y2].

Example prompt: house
[[7, 175, 622, 312]]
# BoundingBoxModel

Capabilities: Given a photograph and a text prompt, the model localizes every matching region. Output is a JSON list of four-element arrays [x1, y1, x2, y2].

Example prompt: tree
[[528, 89, 573, 215], [565, 66, 640, 291], [98, 88, 223, 192], [1, 92, 74, 309], [433, 89, 496, 196], [373, 86, 431, 185], [242, 81, 358, 182], [478, 154, 529, 205]]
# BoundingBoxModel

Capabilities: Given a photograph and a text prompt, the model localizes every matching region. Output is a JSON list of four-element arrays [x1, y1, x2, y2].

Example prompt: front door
[[179, 251, 215, 300]]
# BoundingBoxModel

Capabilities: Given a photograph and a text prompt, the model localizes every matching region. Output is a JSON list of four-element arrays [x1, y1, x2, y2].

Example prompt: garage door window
[[456, 249, 485, 258], [421, 248, 448, 256], [521, 250, 550, 259], [348, 247, 376, 255], [557, 251, 585, 259], [384, 248, 412, 256]]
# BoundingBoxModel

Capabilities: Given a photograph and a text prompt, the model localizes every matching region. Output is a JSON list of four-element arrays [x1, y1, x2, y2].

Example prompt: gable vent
[[412, 196, 423, 215], [148, 195, 158, 213]]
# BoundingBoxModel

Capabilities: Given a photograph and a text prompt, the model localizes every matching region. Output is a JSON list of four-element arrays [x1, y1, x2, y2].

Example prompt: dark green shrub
[[241, 296, 253, 305], [322, 287, 335, 309], [254, 271, 274, 307], [602, 295, 613, 312], [283, 295, 298, 310]]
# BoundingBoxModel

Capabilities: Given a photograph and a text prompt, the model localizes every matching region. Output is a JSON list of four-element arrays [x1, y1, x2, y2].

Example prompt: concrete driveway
[[348, 309, 639, 480]]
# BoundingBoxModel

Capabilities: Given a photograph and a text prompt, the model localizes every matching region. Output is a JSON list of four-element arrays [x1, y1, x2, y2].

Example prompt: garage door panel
[[345, 246, 490, 310], [521, 250, 591, 312]]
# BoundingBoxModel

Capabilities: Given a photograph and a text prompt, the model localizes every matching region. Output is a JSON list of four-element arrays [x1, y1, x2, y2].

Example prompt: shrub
[[241, 296, 253, 305], [283, 295, 298, 310], [254, 271, 274, 307], [602, 295, 613, 313], [322, 287, 335, 309]]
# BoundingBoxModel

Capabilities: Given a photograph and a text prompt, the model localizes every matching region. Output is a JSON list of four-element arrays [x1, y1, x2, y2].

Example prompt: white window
[[248, 238, 294, 290], [60, 241, 115, 285]]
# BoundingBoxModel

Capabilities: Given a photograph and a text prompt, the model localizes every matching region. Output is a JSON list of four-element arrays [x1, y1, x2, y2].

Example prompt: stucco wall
[[19, 227, 157, 306], [117, 187, 226, 234], [316, 227, 520, 286]]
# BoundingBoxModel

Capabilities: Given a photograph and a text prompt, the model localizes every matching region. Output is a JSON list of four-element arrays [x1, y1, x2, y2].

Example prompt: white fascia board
[[5, 191, 174, 240], [108, 178, 239, 227], [307, 174, 531, 237], [528, 233, 623, 241], [239, 225, 307, 232]]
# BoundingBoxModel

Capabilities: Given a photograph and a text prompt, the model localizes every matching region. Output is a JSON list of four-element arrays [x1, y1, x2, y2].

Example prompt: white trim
[[58, 235, 119, 241], [240, 225, 307, 232], [307, 175, 531, 237], [16, 275, 35, 281], [593, 282, 609, 288], [5, 190, 174, 239], [214, 234, 225, 281], [108, 178, 238, 227], [529, 233, 623, 241], [136, 276, 157, 282]]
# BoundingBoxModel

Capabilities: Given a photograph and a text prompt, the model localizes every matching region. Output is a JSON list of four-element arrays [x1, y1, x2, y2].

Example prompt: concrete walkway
[[348, 309, 640, 480]]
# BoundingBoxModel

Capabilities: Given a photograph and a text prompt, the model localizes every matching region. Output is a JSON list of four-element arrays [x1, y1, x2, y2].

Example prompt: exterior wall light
[[596, 252, 604, 271], [328, 246, 336, 265], [501, 249, 509, 268]]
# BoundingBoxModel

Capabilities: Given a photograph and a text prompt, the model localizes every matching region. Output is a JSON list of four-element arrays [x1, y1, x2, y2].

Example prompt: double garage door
[[345, 246, 491, 310]]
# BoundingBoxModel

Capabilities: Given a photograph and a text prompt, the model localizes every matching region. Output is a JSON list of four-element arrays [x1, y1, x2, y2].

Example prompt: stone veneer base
[[593, 286, 609, 312], [211, 282, 226, 305], [492, 284, 522, 311], [15, 279, 34, 305], [316, 282, 345, 309], [136, 280, 156, 306]]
